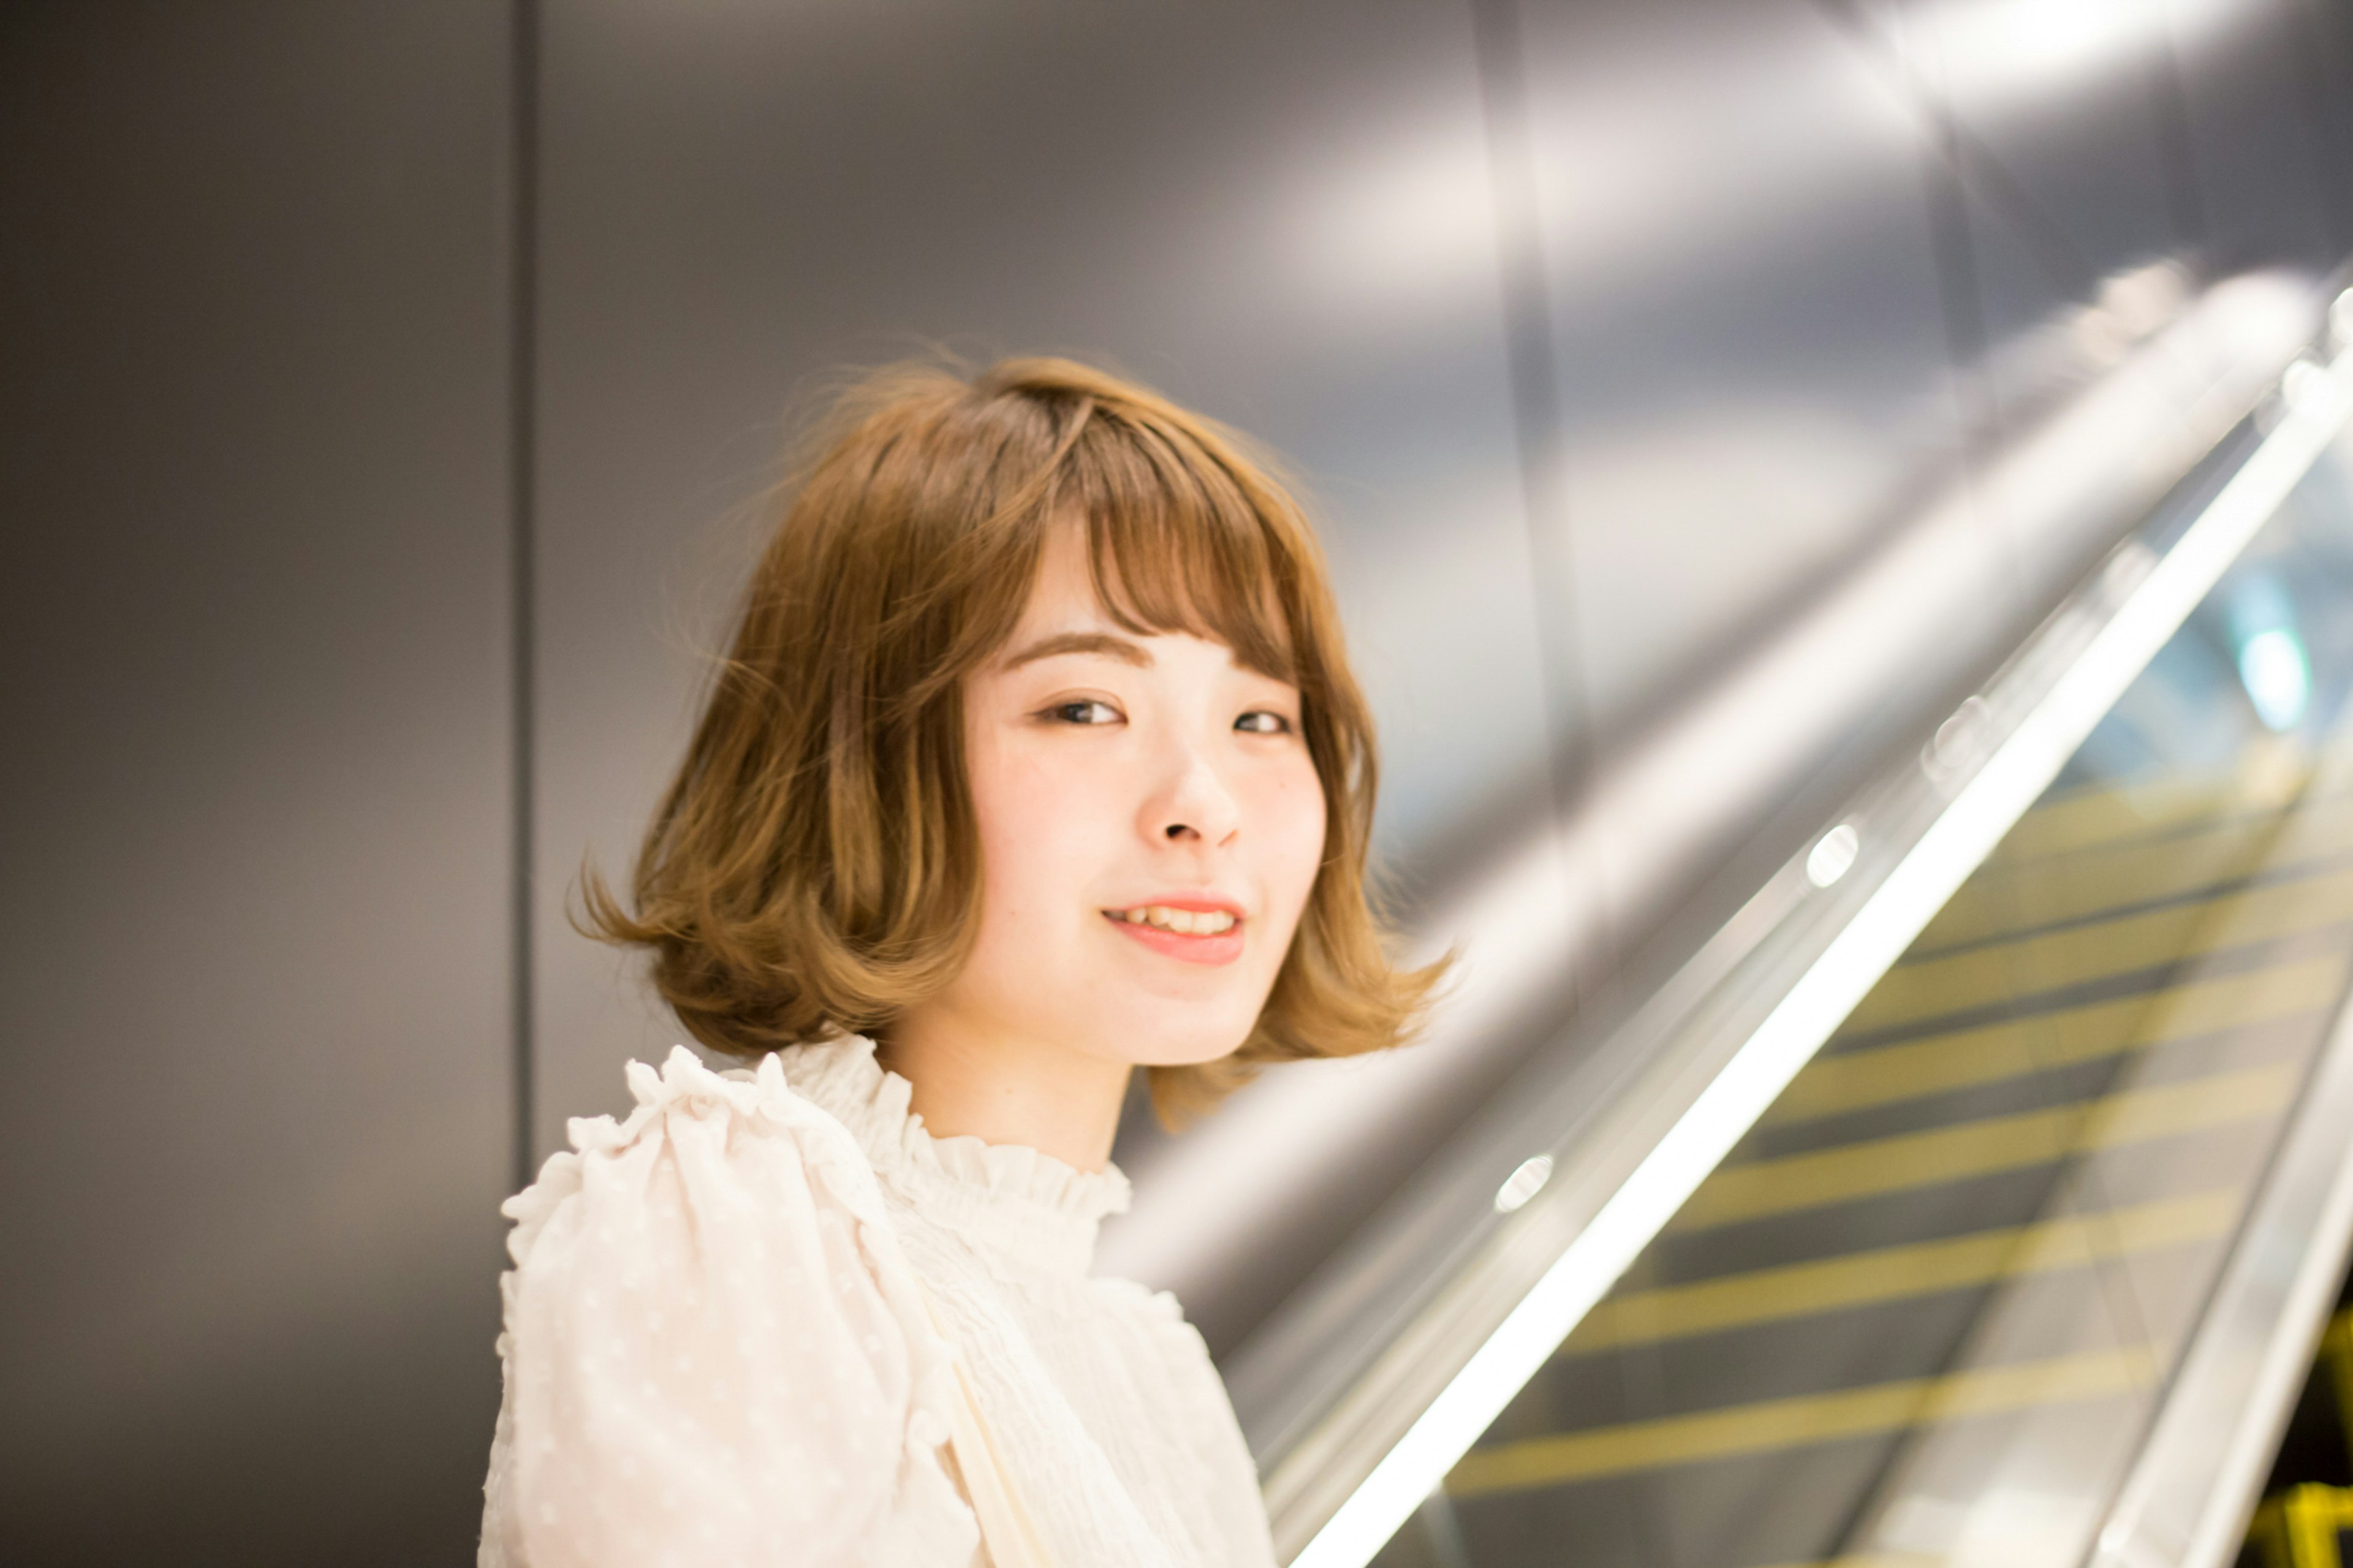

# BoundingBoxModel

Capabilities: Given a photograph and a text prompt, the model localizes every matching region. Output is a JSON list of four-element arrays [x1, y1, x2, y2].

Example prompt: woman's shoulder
[[499, 1043, 882, 1270], [483, 1046, 979, 1565]]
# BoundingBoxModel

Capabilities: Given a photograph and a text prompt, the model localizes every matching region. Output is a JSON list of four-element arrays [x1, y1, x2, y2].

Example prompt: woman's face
[[930, 528, 1327, 1071]]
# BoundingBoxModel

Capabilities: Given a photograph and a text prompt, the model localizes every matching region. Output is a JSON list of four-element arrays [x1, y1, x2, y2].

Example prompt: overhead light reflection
[[1806, 824, 1862, 888], [1938, 0, 2146, 88], [1288, 127, 1500, 313], [2237, 629, 2310, 731], [1925, 0, 2246, 106], [2227, 572, 2312, 732], [1493, 1155, 1553, 1216]]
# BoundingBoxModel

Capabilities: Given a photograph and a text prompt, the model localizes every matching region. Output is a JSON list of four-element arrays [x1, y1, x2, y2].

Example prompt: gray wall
[[0, 2, 516, 1561], [3, 1, 2347, 1561]]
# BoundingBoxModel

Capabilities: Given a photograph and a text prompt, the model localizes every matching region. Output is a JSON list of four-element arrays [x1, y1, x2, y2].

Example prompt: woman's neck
[[875, 1015, 1132, 1173]]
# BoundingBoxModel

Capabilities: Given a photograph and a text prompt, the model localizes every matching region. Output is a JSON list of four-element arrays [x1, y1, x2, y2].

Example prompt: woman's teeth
[[1112, 905, 1238, 936]]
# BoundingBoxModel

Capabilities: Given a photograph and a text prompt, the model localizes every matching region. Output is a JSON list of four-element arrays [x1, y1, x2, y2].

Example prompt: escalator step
[[2248, 1484, 2353, 1568]]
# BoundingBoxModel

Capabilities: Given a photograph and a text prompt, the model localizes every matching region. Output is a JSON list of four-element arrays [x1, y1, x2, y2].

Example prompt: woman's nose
[[1150, 750, 1241, 847]]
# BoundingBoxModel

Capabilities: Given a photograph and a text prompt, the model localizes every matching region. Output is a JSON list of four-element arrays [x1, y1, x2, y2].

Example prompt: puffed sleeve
[[478, 1047, 979, 1568]]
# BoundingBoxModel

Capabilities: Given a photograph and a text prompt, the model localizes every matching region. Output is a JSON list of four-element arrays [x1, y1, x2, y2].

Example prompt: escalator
[[1425, 743, 2353, 1566], [1252, 296, 2353, 1568]]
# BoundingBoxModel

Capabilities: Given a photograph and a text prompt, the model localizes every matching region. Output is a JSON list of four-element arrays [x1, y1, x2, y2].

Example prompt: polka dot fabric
[[477, 1040, 1276, 1568]]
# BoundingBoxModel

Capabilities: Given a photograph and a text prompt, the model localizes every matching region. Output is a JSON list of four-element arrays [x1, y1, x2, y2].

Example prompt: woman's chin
[[1101, 1024, 1256, 1070]]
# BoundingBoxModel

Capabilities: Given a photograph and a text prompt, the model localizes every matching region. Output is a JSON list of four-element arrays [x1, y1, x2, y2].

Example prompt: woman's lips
[[1102, 903, 1246, 966]]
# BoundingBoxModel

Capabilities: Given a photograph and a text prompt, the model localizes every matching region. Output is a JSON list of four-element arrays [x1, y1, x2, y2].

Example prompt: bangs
[[1056, 415, 1303, 686]]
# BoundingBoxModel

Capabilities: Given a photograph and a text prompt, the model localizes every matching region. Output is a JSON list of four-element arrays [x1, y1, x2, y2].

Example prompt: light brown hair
[[580, 355, 1442, 1123]]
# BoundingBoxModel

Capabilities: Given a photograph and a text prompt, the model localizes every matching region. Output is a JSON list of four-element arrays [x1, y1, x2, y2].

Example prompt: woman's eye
[[1235, 710, 1294, 735], [1048, 699, 1122, 725]]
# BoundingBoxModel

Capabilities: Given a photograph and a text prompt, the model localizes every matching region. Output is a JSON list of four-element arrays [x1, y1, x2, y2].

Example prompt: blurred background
[[7, 2, 2353, 1564]]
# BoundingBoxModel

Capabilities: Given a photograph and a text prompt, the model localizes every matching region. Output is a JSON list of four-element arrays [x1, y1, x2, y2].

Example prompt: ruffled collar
[[770, 1032, 1132, 1279]]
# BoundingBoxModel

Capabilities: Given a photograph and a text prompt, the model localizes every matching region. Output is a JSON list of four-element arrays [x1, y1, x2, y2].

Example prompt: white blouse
[[478, 1036, 1278, 1568]]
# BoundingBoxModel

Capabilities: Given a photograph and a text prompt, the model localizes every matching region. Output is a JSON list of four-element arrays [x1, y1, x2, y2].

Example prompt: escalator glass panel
[[1374, 431, 2353, 1567]]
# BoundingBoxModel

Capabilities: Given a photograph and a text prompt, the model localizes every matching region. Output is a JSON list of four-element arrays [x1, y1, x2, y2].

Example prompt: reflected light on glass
[[1493, 1155, 1553, 1216], [2284, 357, 2334, 415], [2238, 629, 2311, 732], [1806, 823, 1862, 888], [1942, 0, 2144, 86], [1290, 130, 1498, 312], [2229, 571, 2311, 732], [1930, 0, 2244, 102]]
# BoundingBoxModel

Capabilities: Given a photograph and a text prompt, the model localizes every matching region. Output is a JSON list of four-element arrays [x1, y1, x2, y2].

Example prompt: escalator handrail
[[1273, 301, 2353, 1568]]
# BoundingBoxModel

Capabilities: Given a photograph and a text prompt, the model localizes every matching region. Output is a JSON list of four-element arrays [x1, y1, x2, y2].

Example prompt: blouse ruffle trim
[[774, 1034, 1132, 1220], [505, 1037, 1130, 1284], [764, 1034, 1131, 1280]]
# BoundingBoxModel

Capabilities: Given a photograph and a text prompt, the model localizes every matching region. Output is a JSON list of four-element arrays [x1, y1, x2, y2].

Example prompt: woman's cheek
[[1264, 763, 1327, 928], [983, 742, 1114, 908]]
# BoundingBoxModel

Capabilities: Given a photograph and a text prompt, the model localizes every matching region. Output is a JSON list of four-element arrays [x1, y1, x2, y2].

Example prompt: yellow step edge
[[1846, 865, 2353, 1035], [1569, 1190, 2238, 1355], [1446, 1345, 2158, 1496], [1995, 776, 2269, 863], [1989, 735, 2353, 863], [1670, 1065, 2293, 1233], [1992, 750, 2322, 862], [1769, 958, 2343, 1125], [1917, 797, 2353, 954], [2248, 1483, 2353, 1568]]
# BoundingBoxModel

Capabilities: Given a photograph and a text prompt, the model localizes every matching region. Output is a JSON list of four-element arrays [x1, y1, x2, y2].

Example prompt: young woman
[[477, 358, 1441, 1566]]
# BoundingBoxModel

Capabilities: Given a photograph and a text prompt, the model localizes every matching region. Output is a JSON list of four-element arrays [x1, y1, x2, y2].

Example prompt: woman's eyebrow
[[1001, 631, 1154, 670]]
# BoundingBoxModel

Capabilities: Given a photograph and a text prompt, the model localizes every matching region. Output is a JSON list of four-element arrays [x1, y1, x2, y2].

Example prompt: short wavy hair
[[580, 355, 1442, 1124]]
